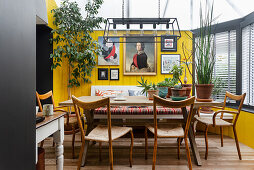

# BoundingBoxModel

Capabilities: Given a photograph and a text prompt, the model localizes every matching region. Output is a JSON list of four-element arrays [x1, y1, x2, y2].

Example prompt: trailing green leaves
[[50, 0, 104, 87]]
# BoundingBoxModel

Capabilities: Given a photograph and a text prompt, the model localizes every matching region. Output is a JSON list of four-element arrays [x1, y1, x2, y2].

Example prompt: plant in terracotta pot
[[164, 77, 178, 98], [171, 84, 186, 97], [137, 77, 158, 100], [194, 3, 216, 101], [147, 83, 158, 100], [170, 64, 188, 98]]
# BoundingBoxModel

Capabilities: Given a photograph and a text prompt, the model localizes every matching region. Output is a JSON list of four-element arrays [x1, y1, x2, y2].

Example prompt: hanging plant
[[50, 0, 104, 87]]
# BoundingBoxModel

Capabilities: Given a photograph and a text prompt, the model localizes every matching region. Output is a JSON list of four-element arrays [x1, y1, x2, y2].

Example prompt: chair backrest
[[72, 95, 112, 142], [36, 91, 56, 112], [223, 91, 246, 123], [153, 95, 195, 138]]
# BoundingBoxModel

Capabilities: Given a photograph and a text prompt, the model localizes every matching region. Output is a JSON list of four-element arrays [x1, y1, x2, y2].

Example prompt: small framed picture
[[98, 68, 108, 80], [161, 54, 181, 74], [110, 68, 119, 80], [161, 35, 177, 52]]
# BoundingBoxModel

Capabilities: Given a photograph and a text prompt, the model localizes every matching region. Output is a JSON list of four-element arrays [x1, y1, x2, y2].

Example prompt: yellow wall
[[52, 30, 193, 105], [46, 0, 254, 151], [45, 0, 57, 29], [207, 108, 254, 149]]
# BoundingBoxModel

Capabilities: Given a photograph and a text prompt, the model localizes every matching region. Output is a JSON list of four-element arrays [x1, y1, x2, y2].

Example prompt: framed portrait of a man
[[98, 37, 120, 65], [123, 36, 157, 75]]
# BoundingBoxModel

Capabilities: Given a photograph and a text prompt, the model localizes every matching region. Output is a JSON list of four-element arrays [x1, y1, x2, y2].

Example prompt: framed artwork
[[161, 35, 177, 52], [110, 68, 119, 80], [123, 36, 157, 75], [161, 54, 181, 74], [98, 36, 120, 65], [98, 68, 108, 80]]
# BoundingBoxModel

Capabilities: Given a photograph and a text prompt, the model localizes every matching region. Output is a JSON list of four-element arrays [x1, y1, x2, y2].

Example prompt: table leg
[[53, 117, 64, 170], [81, 109, 94, 167], [183, 107, 202, 166]]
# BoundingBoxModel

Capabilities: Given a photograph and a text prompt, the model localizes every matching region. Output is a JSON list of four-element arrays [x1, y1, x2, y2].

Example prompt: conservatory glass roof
[[54, 0, 254, 30]]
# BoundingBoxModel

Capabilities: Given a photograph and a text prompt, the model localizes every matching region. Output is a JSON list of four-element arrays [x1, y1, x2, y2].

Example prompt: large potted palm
[[195, 4, 215, 101]]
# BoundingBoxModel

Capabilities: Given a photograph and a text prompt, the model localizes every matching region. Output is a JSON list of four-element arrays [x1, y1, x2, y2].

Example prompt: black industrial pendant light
[[103, 0, 181, 43]]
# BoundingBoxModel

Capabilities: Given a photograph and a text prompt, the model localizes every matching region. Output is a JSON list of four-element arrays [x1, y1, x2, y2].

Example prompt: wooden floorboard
[[44, 132, 254, 170]]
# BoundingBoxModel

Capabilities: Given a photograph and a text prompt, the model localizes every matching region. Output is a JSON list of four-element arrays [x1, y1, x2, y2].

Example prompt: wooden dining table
[[59, 96, 223, 167]]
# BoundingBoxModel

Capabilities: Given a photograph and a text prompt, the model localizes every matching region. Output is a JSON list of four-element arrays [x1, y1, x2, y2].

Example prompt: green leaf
[[50, 0, 104, 87]]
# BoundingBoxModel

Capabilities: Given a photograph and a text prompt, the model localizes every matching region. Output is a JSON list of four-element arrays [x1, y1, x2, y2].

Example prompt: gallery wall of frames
[[52, 30, 193, 105]]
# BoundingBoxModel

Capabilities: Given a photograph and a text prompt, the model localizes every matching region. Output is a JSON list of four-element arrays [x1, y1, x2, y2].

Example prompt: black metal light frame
[[103, 18, 181, 43]]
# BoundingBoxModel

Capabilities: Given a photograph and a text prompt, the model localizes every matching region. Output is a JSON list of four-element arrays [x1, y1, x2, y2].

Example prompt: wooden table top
[[59, 96, 223, 108], [36, 112, 66, 129]]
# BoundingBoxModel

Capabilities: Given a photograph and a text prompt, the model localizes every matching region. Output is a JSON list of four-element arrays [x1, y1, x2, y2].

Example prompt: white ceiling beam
[[224, 0, 244, 17], [162, 0, 170, 18]]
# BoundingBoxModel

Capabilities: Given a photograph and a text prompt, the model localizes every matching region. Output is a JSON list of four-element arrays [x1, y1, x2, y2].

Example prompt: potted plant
[[147, 83, 158, 100], [157, 78, 177, 98], [50, 0, 104, 98], [157, 81, 168, 98], [165, 77, 178, 98], [194, 3, 215, 101], [170, 64, 188, 97], [137, 77, 158, 100], [171, 84, 186, 97]]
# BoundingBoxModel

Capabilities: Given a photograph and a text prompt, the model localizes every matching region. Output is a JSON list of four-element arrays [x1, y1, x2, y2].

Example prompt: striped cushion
[[94, 106, 185, 115]]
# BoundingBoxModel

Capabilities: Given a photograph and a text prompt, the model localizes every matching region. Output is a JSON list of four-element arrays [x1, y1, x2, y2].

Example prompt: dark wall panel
[[0, 0, 36, 169], [36, 25, 53, 100]]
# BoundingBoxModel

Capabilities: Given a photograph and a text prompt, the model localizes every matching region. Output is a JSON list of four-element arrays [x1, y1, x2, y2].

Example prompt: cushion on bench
[[94, 106, 186, 115]]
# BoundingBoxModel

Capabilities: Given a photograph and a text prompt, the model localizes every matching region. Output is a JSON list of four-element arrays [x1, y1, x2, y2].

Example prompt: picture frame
[[97, 36, 120, 65], [98, 68, 108, 80], [123, 36, 157, 75], [110, 68, 119, 80], [161, 35, 177, 52], [161, 54, 181, 74]]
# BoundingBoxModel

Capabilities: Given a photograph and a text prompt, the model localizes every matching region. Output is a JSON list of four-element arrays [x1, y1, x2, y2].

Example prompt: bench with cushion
[[90, 85, 234, 121], [91, 85, 185, 121]]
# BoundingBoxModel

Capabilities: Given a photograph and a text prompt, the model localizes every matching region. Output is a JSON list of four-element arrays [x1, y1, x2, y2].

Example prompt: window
[[195, 31, 237, 102], [213, 31, 237, 101], [242, 24, 254, 106]]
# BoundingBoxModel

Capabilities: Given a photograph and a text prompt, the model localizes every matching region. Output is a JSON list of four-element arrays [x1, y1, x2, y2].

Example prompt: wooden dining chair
[[72, 95, 134, 170], [195, 91, 246, 160], [36, 91, 79, 158], [145, 95, 195, 170]]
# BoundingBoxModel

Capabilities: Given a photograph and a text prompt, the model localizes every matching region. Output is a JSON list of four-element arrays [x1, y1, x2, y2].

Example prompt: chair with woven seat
[[195, 91, 246, 160], [36, 91, 79, 158], [72, 95, 134, 170], [145, 95, 195, 170]]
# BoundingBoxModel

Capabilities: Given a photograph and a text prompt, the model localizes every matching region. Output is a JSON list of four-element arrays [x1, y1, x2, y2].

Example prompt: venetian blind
[[195, 30, 237, 101], [213, 30, 236, 101], [242, 24, 254, 106]]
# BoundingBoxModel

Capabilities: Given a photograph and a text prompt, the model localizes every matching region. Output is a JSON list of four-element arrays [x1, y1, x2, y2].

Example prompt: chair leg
[[193, 120, 198, 136], [129, 130, 134, 167], [40, 140, 44, 148], [109, 141, 113, 170], [220, 127, 223, 147], [177, 138, 181, 160], [145, 127, 148, 160], [204, 125, 209, 160], [184, 137, 192, 170], [72, 126, 76, 159], [233, 126, 242, 160], [77, 141, 86, 170], [152, 136, 157, 170], [99, 142, 102, 161]]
